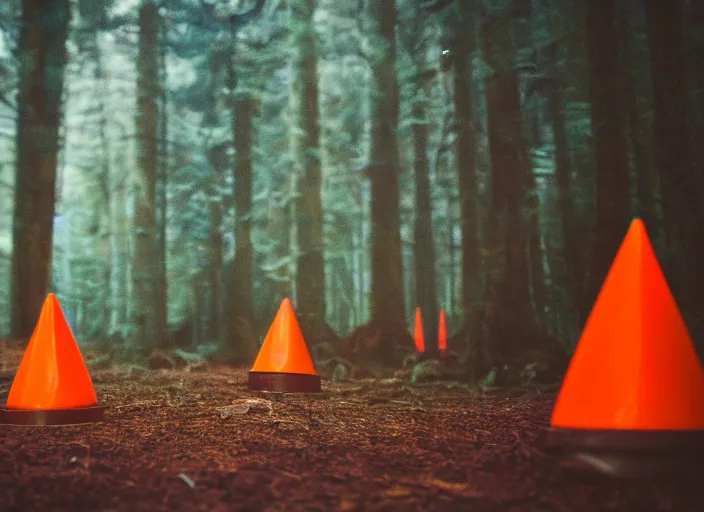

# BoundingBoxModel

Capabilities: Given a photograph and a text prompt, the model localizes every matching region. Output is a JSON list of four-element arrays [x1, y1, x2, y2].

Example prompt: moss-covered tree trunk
[[365, 0, 408, 359], [585, 0, 631, 293], [644, 0, 704, 325], [10, 0, 71, 340], [131, 1, 162, 350], [290, 0, 325, 323]]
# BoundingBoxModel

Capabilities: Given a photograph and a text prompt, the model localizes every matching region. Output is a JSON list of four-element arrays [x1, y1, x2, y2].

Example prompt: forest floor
[[1, 349, 703, 511]]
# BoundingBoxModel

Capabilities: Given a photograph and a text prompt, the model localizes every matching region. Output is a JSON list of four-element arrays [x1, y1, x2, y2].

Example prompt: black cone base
[[248, 372, 321, 393], [542, 426, 704, 478], [0, 406, 105, 426]]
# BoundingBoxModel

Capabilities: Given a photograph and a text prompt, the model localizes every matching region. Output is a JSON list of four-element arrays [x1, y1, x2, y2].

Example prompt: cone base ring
[[248, 372, 321, 393], [0, 406, 105, 426], [542, 426, 704, 478]]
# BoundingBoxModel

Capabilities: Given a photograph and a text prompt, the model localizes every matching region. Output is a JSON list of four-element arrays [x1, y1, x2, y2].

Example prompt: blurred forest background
[[0, 0, 702, 382]]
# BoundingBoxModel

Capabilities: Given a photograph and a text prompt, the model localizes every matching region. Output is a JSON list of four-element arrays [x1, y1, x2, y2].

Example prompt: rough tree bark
[[10, 0, 71, 340], [585, 0, 631, 294], [364, 0, 408, 359], [131, 1, 162, 350], [644, 0, 704, 323], [290, 0, 325, 323]]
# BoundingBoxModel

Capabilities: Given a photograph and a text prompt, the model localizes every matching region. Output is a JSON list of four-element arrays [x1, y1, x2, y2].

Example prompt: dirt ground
[[1, 364, 703, 512]]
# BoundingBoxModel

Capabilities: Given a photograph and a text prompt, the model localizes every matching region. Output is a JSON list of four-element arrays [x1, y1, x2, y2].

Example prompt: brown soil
[[0, 365, 703, 512]]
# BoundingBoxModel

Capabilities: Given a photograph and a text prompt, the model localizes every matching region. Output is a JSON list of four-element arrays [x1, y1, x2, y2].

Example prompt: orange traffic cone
[[1, 294, 104, 425], [438, 309, 447, 353], [248, 298, 321, 392], [544, 219, 704, 477], [414, 308, 425, 352]]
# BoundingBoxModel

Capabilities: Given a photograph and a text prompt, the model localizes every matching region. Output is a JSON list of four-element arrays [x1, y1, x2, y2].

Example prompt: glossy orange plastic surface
[[250, 298, 318, 375], [6, 294, 98, 410], [438, 309, 447, 351], [414, 307, 425, 352], [551, 219, 704, 430]]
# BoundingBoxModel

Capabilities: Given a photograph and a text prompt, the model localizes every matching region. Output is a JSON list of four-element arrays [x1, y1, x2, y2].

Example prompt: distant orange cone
[[545, 219, 704, 477], [438, 309, 447, 352], [248, 298, 321, 392], [414, 308, 425, 352], [1, 294, 104, 425]]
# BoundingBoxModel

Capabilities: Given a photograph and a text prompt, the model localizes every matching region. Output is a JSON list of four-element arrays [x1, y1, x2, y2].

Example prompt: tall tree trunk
[[156, 16, 169, 343], [109, 163, 128, 337], [482, 70, 536, 370], [290, 0, 325, 323], [644, 0, 704, 323], [543, 77, 581, 330], [585, 0, 631, 295], [365, 0, 408, 359], [206, 141, 225, 345], [411, 99, 439, 357], [10, 0, 71, 340], [229, 94, 255, 357], [88, 32, 114, 340], [480, 14, 533, 370], [453, 1, 481, 353], [205, 52, 226, 346], [479, 12, 564, 381], [131, 1, 161, 351]]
